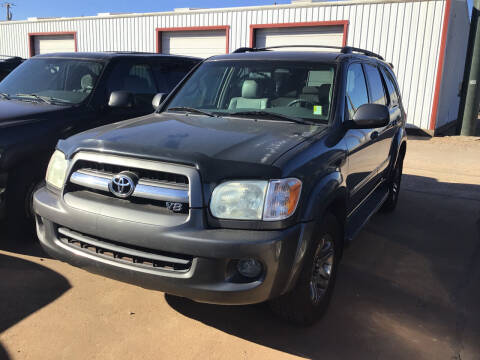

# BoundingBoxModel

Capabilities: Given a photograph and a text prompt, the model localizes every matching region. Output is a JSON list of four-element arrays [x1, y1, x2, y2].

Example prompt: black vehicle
[[0, 52, 200, 224], [34, 46, 407, 325], [0, 55, 24, 81]]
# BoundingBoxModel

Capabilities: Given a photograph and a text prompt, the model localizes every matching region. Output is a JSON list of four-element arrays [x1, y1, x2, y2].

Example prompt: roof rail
[[233, 47, 266, 53], [341, 46, 384, 60], [232, 45, 384, 61]]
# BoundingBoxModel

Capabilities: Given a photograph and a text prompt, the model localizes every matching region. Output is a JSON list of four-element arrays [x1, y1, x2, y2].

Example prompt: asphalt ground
[[1, 136, 479, 360]]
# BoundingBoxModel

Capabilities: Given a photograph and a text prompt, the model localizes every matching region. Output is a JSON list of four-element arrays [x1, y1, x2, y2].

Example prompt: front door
[[343, 62, 381, 214]]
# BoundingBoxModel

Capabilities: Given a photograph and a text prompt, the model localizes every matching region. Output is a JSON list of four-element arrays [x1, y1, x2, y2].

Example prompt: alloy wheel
[[309, 234, 335, 305]]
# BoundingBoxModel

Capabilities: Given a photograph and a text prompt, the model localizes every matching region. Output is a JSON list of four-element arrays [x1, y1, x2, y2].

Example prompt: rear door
[[363, 63, 394, 175], [379, 65, 403, 176]]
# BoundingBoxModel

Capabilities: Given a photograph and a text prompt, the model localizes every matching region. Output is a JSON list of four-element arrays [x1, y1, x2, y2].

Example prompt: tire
[[269, 213, 342, 326], [6, 164, 45, 238], [380, 154, 404, 213]]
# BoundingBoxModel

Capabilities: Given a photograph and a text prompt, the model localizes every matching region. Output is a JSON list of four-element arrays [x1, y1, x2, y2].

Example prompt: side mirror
[[152, 93, 167, 110], [108, 91, 134, 108], [349, 104, 390, 129]]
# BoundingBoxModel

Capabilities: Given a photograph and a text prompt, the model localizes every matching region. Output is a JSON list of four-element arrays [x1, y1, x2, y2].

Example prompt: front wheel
[[6, 165, 45, 238], [269, 213, 341, 326]]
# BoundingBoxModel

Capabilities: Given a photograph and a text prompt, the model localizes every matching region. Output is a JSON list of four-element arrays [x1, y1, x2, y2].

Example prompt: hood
[[0, 99, 72, 127], [59, 112, 328, 181]]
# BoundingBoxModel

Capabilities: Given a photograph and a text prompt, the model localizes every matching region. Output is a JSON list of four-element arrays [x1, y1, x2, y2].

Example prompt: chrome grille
[[74, 160, 189, 186], [65, 153, 194, 210], [57, 227, 193, 272]]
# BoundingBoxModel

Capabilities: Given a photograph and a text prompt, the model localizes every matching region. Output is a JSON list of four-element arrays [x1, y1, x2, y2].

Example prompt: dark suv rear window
[[381, 67, 400, 106], [364, 64, 386, 106]]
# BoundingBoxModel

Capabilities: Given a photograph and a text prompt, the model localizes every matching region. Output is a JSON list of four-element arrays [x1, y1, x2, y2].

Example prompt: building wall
[[0, 0, 453, 130], [434, 0, 470, 130]]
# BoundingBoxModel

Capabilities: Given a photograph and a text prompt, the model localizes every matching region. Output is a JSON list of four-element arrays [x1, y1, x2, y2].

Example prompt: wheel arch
[[388, 127, 407, 173]]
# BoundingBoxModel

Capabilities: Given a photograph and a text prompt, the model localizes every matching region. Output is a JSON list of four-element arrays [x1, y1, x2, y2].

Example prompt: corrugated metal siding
[[0, 0, 447, 129], [435, 0, 470, 129]]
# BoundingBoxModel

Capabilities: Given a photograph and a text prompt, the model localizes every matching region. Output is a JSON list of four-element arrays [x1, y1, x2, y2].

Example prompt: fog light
[[237, 258, 262, 278]]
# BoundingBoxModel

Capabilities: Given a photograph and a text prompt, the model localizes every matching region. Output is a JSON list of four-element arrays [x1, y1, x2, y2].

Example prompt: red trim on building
[[156, 26, 230, 54], [429, 0, 452, 130], [249, 20, 349, 48], [28, 31, 78, 58]]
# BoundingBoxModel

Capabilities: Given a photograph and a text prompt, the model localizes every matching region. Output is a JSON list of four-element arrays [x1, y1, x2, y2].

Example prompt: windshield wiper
[[0, 92, 10, 100], [14, 93, 53, 104], [229, 111, 317, 125], [167, 106, 217, 118]]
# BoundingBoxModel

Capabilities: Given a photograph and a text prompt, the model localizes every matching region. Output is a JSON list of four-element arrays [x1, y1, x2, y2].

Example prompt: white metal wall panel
[[255, 26, 344, 49], [0, 0, 454, 130], [33, 34, 75, 55], [161, 30, 226, 58], [435, 0, 470, 129]]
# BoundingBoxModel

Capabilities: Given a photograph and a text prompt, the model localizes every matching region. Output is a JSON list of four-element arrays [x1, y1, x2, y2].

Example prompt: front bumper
[[34, 186, 314, 305]]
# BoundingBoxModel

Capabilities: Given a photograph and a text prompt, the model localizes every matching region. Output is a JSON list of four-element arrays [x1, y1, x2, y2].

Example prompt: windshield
[[0, 58, 104, 105], [166, 60, 335, 123]]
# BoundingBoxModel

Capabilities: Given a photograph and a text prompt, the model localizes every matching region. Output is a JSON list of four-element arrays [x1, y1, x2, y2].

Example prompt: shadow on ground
[[167, 174, 480, 359], [0, 229, 71, 359], [0, 219, 51, 258]]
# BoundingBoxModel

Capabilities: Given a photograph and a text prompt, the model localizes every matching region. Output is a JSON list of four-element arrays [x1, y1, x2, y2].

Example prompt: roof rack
[[233, 45, 384, 61]]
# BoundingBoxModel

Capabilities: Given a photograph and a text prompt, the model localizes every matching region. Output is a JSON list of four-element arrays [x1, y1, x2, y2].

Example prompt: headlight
[[210, 178, 302, 221], [45, 150, 69, 189], [210, 181, 268, 220]]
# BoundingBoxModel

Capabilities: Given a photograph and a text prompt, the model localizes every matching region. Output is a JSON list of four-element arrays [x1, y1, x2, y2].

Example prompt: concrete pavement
[[0, 136, 479, 360]]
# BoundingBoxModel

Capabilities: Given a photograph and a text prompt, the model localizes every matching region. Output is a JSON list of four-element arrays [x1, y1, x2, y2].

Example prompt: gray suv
[[34, 46, 406, 325]]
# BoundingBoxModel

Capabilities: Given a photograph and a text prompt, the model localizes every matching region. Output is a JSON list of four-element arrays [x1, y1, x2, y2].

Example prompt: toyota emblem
[[109, 172, 136, 198]]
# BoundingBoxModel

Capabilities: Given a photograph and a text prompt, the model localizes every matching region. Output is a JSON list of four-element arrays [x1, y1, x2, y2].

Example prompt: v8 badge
[[166, 202, 184, 213]]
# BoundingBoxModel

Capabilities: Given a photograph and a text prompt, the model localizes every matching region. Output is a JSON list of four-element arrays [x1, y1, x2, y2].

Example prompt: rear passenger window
[[364, 64, 386, 105], [346, 63, 369, 120], [381, 67, 399, 106], [152, 61, 195, 94]]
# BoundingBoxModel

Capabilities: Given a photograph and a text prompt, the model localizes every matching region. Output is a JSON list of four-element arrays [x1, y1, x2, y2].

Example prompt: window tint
[[107, 61, 157, 95], [107, 60, 158, 107], [346, 63, 369, 119], [364, 64, 386, 105], [152, 61, 195, 94], [381, 67, 399, 106]]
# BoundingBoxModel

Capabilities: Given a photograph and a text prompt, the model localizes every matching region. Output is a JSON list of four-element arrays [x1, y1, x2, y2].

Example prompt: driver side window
[[346, 63, 369, 120], [106, 60, 157, 108]]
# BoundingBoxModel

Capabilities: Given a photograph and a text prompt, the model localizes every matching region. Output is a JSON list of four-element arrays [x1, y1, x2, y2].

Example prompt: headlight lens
[[210, 180, 268, 220], [45, 150, 69, 189], [210, 178, 302, 221]]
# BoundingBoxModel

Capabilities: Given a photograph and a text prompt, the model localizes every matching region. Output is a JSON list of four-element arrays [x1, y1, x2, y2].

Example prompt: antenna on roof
[[1, 2, 15, 21]]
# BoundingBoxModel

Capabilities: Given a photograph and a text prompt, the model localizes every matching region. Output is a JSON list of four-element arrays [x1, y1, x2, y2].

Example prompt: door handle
[[370, 131, 379, 140]]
